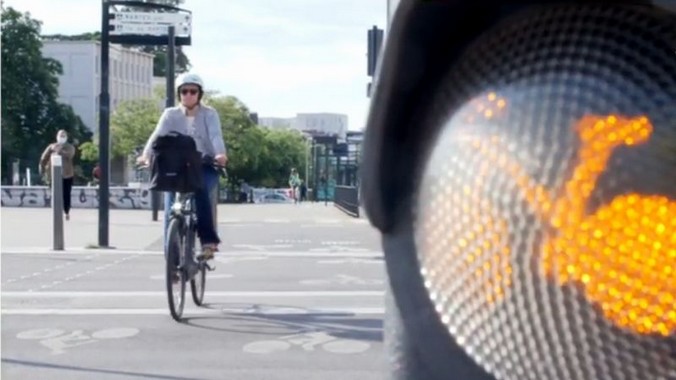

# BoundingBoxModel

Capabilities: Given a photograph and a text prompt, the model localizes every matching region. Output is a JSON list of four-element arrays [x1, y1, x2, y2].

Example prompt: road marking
[[149, 273, 233, 280], [275, 239, 311, 244], [2, 307, 385, 316], [2, 290, 384, 298], [216, 256, 268, 264], [310, 246, 371, 253], [263, 218, 291, 223], [1, 250, 383, 257], [320, 241, 360, 246], [300, 275, 384, 286], [315, 219, 341, 224], [16, 327, 140, 355], [232, 244, 293, 251], [243, 332, 371, 354], [218, 218, 243, 223], [317, 258, 382, 265]]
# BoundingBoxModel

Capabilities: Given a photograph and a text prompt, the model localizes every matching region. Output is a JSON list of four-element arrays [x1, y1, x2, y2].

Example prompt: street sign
[[110, 11, 191, 37], [111, 11, 190, 25], [110, 23, 191, 37]]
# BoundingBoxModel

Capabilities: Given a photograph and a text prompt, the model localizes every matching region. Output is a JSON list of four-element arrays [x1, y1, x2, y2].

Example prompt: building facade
[[41, 40, 155, 133], [259, 113, 349, 141]]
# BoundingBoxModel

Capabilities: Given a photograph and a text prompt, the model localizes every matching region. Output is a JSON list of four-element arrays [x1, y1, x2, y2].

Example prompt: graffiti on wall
[[1, 186, 152, 209]]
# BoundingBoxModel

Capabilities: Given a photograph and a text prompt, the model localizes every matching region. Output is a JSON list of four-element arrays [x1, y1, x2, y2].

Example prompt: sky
[[4, 0, 388, 130]]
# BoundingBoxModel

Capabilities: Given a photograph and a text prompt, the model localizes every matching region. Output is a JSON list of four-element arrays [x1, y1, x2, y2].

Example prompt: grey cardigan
[[142, 104, 227, 159]]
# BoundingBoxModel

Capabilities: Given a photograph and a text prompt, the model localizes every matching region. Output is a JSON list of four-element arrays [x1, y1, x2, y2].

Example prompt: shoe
[[197, 245, 217, 261], [65, 213, 70, 221]]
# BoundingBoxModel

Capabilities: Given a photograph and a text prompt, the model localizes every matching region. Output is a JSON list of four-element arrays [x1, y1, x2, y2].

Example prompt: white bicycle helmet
[[175, 72, 204, 91]]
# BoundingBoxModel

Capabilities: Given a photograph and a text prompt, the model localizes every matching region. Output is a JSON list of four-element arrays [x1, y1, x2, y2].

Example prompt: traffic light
[[362, 1, 676, 380]]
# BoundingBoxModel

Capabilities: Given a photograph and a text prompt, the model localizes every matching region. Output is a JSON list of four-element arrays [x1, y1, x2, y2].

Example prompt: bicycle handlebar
[[134, 155, 227, 178]]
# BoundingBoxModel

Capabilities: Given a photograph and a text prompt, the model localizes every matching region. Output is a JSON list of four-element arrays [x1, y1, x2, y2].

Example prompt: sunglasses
[[180, 88, 199, 95]]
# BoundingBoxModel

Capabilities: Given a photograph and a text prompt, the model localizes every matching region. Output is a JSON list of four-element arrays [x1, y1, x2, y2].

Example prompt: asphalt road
[[1, 203, 387, 380]]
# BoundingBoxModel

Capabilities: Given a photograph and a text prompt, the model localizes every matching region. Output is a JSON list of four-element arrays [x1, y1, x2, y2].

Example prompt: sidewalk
[[0, 202, 365, 253], [0, 207, 163, 253]]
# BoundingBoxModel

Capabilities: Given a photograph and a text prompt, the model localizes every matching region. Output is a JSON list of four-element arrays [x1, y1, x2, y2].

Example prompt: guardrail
[[334, 185, 360, 217]]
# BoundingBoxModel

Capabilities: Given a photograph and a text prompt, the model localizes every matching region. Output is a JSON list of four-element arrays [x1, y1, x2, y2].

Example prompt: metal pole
[[305, 139, 309, 185], [324, 145, 329, 205], [98, 0, 111, 247], [51, 155, 64, 250], [153, 26, 177, 222]]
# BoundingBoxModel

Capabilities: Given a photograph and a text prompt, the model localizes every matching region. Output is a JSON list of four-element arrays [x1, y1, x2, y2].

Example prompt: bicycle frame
[[169, 191, 197, 264]]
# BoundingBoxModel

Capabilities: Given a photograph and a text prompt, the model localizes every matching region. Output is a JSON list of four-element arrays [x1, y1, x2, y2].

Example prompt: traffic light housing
[[362, 1, 676, 379]]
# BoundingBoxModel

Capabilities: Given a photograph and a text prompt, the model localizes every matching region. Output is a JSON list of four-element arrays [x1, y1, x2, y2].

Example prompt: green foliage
[[111, 98, 163, 158], [206, 95, 307, 187], [1, 7, 92, 183], [80, 91, 307, 187], [79, 141, 99, 163]]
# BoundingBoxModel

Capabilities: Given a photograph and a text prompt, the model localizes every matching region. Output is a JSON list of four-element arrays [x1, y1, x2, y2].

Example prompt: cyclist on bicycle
[[288, 168, 301, 203], [137, 73, 227, 260]]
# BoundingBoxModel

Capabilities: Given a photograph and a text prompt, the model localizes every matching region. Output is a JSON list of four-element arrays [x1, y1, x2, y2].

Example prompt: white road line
[[1, 307, 385, 316], [2, 250, 383, 257], [2, 290, 384, 298]]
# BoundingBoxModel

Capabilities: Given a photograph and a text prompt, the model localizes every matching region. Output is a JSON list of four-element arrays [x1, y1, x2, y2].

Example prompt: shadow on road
[[180, 302, 383, 343]]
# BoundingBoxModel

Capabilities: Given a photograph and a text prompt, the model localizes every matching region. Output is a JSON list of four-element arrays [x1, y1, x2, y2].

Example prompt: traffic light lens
[[412, 5, 676, 380]]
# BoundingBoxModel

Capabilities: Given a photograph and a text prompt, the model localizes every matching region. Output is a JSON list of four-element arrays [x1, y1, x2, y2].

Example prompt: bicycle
[[162, 157, 227, 321]]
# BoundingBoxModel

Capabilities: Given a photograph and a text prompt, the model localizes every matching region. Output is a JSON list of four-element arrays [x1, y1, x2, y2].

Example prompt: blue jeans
[[163, 165, 220, 250]]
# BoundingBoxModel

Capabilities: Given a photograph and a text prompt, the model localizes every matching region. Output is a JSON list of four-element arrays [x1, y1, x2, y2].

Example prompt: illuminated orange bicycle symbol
[[420, 102, 675, 336]]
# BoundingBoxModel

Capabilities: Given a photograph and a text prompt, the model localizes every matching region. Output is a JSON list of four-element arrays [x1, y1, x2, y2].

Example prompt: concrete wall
[[1, 186, 151, 209]]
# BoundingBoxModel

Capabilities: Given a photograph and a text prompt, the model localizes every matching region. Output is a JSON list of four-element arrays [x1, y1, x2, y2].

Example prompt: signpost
[[98, 1, 192, 247], [366, 26, 383, 98]]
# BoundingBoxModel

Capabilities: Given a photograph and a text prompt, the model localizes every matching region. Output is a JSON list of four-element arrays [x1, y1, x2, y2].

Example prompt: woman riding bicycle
[[138, 73, 227, 260]]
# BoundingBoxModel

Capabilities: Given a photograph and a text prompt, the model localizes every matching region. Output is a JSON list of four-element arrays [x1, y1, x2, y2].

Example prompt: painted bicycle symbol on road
[[243, 331, 371, 354], [16, 327, 139, 355]]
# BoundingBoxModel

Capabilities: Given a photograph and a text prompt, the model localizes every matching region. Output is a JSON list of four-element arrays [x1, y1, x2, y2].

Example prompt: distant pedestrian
[[40, 130, 76, 220], [288, 168, 301, 204], [319, 173, 328, 206]]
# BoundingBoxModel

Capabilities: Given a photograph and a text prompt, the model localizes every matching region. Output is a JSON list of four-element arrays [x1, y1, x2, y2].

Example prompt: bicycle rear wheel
[[191, 263, 206, 306], [166, 217, 186, 321]]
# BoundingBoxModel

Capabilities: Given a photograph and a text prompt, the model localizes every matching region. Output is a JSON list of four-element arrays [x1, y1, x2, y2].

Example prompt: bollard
[[51, 154, 64, 250], [151, 190, 160, 221]]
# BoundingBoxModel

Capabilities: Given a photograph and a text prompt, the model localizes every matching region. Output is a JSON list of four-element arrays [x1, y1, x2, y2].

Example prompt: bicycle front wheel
[[166, 217, 186, 321]]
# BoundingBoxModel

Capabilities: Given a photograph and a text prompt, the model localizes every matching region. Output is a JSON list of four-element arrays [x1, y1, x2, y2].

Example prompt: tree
[[206, 94, 307, 187], [259, 129, 308, 188], [79, 88, 164, 162], [111, 98, 164, 158], [1, 7, 92, 183], [84, 89, 307, 188]]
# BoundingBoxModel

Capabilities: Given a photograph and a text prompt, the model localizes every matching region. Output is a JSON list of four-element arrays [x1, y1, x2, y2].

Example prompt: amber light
[[540, 115, 676, 337], [419, 96, 675, 336]]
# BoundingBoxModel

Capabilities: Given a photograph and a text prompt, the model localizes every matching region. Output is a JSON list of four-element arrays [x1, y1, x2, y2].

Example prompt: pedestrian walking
[[40, 130, 76, 220]]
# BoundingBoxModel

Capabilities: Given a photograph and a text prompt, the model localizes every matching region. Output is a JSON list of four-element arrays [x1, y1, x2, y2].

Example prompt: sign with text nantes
[[109, 9, 192, 45]]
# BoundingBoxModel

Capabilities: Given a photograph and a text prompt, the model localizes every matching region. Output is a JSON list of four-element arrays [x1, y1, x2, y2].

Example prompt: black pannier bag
[[148, 132, 203, 193]]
